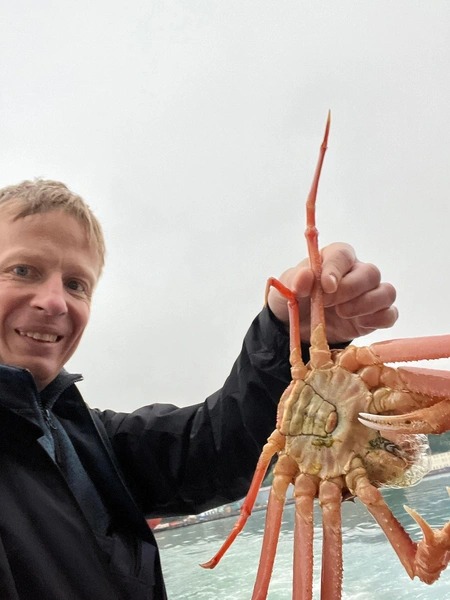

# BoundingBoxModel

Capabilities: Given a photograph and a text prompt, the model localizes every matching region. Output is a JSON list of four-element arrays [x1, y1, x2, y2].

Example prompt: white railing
[[430, 451, 450, 471]]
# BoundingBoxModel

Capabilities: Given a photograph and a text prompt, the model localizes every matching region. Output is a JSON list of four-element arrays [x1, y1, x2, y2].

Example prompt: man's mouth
[[16, 330, 62, 343]]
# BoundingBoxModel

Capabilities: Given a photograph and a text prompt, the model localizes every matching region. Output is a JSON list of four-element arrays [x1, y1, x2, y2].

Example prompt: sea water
[[157, 473, 450, 599]]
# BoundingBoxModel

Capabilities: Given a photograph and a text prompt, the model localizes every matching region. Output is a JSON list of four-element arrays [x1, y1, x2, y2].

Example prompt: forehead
[[0, 211, 102, 278]]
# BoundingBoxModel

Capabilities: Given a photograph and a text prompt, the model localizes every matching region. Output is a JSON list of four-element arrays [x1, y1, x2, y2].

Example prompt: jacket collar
[[0, 363, 155, 543], [40, 369, 82, 409], [0, 364, 81, 431]]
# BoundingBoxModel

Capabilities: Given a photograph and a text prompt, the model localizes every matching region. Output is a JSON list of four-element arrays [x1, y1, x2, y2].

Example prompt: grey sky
[[1, 1, 449, 410]]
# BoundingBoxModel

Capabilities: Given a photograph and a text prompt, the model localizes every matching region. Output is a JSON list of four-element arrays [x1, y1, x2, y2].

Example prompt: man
[[0, 180, 397, 599]]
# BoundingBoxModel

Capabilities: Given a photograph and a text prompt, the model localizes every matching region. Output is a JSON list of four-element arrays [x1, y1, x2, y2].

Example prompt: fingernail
[[329, 274, 338, 292]]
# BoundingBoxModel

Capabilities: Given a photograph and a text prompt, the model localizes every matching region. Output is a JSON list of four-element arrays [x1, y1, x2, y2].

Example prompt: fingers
[[355, 306, 399, 330], [318, 243, 398, 340], [350, 306, 399, 336], [269, 242, 398, 336], [334, 282, 397, 318], [282, 265, 314, 298], [320, 243, 356, 294], [323, 262, 384, 308]]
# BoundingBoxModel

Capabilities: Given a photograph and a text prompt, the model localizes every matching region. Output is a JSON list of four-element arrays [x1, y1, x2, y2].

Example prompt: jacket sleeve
[[96, 307, 311, 517]]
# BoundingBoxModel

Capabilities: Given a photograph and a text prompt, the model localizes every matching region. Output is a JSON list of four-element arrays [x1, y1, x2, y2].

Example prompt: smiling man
[[0, 179, 397, 600], [0, 209, 101, 390]]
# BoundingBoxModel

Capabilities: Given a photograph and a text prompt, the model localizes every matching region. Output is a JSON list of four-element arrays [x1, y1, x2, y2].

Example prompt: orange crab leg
[[202, 254, 309, 573], [396, 367, 450, 398], [358, 335, 450, 364], [305, 110, 330, 341], [358, 486, 417, 577], [200, 430, 285, 570], [291, 112, 335, 600], [304, 112, 332, 370], [293, 474, 319, 600], [349, 461, 450, 584], [355, 477, 450, 584], [403, 501, 450, 584], [265, 278, 302, 355], [348, 462, 417, 579], [251, 454, 298, 600], [319, 479, 343, 600]]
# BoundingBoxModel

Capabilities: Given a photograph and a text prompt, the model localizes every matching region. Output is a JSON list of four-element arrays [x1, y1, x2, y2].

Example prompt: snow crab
[[201, 113, 450, 599]]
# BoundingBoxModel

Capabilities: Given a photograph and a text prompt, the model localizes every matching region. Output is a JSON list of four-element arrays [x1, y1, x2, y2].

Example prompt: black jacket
[[0, 308, 306, 599]]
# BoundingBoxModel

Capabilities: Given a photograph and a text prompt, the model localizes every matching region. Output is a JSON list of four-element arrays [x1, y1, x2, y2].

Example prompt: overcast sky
[[1, 1, 449, 411]]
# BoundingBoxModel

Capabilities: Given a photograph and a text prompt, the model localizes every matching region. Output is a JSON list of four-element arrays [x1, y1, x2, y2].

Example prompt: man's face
[[0, 210, 101, 390]]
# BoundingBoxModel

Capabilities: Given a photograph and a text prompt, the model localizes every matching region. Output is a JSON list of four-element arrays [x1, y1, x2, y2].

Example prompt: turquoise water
[[156, 473, 450, 599]]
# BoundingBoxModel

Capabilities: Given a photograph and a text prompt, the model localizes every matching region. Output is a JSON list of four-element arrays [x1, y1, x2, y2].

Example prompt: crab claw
[[359, 399, 450, 435], [403, 490, 450, 584]]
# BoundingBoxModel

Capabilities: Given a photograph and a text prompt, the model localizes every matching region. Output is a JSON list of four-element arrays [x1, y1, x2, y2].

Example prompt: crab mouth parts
[[16, 330, 63, 343]]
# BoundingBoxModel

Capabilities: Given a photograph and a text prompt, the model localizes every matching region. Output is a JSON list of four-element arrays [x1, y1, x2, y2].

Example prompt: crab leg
[[356, 335, 450, 364], [265, 278, 302, 359], [305, 111, 332, 369], [200, 429, 285, 570], [403, 500, 450, 584], [346, 459, 417, 579], [202, 251, 309, 573], [359, 486, 417, 577], [349, 460, 450, 584], [319, 478, 344, 600], [293, 474, 319, 600], [305, 111, 329, 337], [251, 454, 298, 600]]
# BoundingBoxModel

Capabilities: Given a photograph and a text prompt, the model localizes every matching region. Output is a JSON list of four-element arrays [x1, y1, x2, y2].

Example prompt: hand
[[267, 242, 398, 344]]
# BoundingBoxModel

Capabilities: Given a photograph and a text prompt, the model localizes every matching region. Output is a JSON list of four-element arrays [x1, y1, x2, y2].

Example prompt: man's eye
[[13, 266, 30, 277], [66, 280, 85, 292]]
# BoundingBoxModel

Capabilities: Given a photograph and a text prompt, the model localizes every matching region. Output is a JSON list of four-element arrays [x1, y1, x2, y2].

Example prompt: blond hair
[[0, 179, 106, 272]]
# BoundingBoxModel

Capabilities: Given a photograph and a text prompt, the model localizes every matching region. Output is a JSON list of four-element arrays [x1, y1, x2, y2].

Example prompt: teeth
[[18, 331, 59, 343]]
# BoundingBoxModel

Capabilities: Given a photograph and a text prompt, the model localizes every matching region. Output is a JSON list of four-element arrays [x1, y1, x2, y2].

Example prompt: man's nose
[[30, 275, 68, 316]]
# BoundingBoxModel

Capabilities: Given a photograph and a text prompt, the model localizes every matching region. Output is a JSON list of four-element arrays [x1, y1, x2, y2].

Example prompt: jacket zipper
[[38, 400, 64, 466], [37, 375, 83, 466], [42, 407, 57, 430]]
